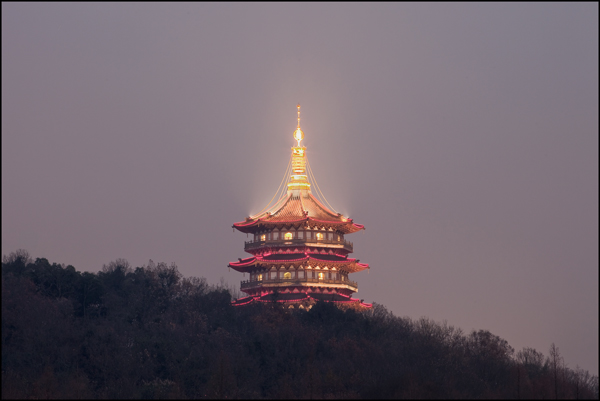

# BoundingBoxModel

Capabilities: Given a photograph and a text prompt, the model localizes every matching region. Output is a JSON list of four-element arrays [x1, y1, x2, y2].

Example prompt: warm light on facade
[[229, 104, 371, 309], [288, 145, 310, 190]]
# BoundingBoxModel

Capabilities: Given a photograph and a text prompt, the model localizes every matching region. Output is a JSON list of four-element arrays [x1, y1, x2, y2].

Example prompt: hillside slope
[[2, 250, 598, 399]]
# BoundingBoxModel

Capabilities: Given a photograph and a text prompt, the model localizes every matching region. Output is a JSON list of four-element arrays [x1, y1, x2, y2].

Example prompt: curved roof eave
[[228, 254, 369, 273], [232, 191, 365, 234], [233, 217, 364, 234]]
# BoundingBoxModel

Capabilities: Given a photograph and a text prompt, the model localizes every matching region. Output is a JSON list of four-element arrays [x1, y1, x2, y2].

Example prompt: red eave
[[229, 256, 257, 267], [232, 192, 365, 234], [233, 217, 365, 234], [228, 254, 369, 273], [233, 216, 309, 230], [232, 292, 372, 308], [352, 222, 365, 230]]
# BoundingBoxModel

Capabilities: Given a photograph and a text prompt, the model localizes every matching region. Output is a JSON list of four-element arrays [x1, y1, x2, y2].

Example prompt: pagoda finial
[[288, 104, 309, 191], [293, 104, 304, 146]]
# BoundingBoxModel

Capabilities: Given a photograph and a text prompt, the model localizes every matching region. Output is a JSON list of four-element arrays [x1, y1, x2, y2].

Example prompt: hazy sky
[[2, 3, 598, 374]]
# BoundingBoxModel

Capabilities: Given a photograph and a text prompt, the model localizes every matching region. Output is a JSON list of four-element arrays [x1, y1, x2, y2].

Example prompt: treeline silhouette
[[2, 249, 598, 399]]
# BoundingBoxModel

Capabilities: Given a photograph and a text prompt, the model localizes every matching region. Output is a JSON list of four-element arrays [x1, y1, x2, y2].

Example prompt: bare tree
[[2, 249, 32, 265], [101, 258, 132, 274], [517, 347, 545, 368], [549, 343, 563, 399]]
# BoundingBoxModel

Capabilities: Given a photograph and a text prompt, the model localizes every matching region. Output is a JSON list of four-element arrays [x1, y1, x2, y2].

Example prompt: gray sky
[[2, 3, 598, 374]]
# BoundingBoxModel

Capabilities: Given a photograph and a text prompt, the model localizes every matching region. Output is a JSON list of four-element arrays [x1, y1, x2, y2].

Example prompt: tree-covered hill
[[2, 250, 598, 399]]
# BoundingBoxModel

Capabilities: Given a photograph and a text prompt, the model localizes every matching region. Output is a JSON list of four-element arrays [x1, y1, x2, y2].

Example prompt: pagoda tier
[[233, 192, 364, 234], [227, 104, 370, 309], [239, 277, 359, 299], [229, 253, 369, 274], [244, 243, 355, 257]]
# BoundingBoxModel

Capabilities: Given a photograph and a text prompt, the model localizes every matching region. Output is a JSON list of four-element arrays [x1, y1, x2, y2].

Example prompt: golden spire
[[293, 103, 304, 146], [288, 104, 310, 191]]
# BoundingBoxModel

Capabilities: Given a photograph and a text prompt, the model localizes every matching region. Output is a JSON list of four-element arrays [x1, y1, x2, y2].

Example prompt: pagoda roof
[[228, 252, 369, 273], [231, 292, 372, 308], [233, 191, 365, 234]]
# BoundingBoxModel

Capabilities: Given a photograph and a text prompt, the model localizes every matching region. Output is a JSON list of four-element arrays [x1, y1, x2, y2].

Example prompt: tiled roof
[[262, 253, 306, 261], [256, 293, 310, 302], [228, 253, 369, 273], [233, 191, 364, 234], [309, 254, 348, 262], [268, 196, 306, 222], [231, 292, 372, 307]]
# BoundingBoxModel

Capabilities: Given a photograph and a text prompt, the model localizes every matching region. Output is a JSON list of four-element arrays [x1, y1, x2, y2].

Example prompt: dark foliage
[[2, 250, 598, 399]]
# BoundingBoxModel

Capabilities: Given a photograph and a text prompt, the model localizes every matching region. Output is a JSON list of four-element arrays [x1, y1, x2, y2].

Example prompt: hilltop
[[2, 250, 598, 399]]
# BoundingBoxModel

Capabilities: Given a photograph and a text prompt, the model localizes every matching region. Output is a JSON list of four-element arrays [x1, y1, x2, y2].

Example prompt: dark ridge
[[2, 249, 598, 399]]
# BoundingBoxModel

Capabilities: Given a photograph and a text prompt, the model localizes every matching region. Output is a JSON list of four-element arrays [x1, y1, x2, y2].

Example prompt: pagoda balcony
[[244, 238, 353, 253], [240, 277, 358, 292]]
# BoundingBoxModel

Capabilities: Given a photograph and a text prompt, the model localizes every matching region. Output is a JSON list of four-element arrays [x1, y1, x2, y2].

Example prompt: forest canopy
[[2, 249, 598, 399]]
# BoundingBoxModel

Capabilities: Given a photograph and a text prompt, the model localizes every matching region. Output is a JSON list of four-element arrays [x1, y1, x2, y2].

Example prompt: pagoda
[[229, 105, 371, 309]]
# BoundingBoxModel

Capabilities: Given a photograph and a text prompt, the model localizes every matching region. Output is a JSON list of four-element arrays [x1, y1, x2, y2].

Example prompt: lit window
[[284, 232, 293, 240], [316, 232, 323, 240], [258, 274, 263, 281], [261, 234, 266, 241], [318, 272, 324, 280], [284, 272, 291, 279]]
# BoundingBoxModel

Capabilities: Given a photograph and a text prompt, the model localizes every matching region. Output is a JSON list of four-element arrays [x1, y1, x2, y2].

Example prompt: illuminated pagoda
[[229, 105, 371, 309]]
